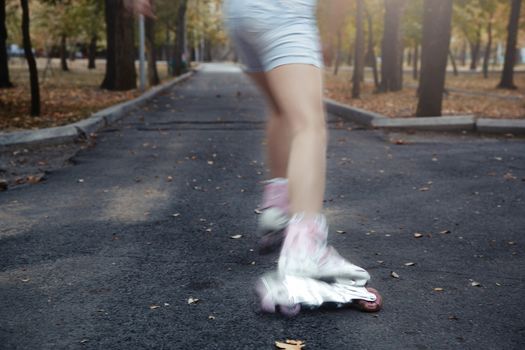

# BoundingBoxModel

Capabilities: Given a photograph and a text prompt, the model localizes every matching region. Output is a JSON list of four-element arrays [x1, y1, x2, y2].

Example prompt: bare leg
[[246, 72, 291, 179], [264, 64, 327, 216]]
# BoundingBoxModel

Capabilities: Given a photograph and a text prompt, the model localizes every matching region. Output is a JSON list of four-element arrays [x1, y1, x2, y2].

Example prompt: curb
[[476, 118, 525, 135], [325, 98, 525, 135], [0, 71, 194, 149]]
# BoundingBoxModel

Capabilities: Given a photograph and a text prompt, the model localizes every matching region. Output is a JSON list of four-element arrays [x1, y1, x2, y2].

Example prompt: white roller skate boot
[[256, 213, 383, 316], [256, 178, 290, 254]]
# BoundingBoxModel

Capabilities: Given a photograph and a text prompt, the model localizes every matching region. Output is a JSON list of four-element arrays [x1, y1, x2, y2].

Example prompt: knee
[[286, 108, 327, 140]]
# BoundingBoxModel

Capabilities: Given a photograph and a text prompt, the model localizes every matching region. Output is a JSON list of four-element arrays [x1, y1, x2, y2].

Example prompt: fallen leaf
[[439, 229, 451, 234], [172, 213, 181, 217], [404, 262, 416, 266], [275, 339, 306, 349], [391, 271, 400, 278], [188, 297, 200, 304], [27, 174, 45, 184], [20, 278, 30, 282], [336, 230, 346, 234], [414, 233, 423, 238], [418, 187, 430, 192], [448, 315, 459, 320], [433, 287, 444, 292], [471, 281, 481, 287], [208, 315, 216, 320], [77, 179, 84, 183], [230, 234, 243, 239], [166, 176, 173, 182], [149, 305, 160, 309], [254, 209, 262, 214]]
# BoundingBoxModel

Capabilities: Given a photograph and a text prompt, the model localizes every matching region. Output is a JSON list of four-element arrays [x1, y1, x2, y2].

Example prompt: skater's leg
[[246, 72, 291, 179], [264, 64, 327, 216], [246, 72, 291, 253]]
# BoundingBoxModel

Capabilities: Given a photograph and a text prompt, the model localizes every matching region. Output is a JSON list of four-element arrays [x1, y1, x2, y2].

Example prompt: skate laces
[[261, 178, 289, 212]]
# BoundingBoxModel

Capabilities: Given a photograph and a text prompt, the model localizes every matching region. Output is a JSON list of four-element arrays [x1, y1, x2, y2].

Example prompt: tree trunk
[[20, 0, 40, 116], [352, 0, 364, 98], [365, 8, 379, 89], [333, 29, 341, 76], [60, 34, 69, 71], [460, 39, 467, 66], [88, 35, 97, 69], [172, 0, 187, 76], [412, 43, 419, 80], [483, 19, 493, 79], [101, 0, 136, 90], [379, 0, 406, 92], [498, 0, 521, 89], [449, 49, 458, 76], [469, 24, 481, 71], [0, 0, 13, 88], [407, 48, 412, 66], [145, 5, 160, 86], [416, 0, 453, 117]]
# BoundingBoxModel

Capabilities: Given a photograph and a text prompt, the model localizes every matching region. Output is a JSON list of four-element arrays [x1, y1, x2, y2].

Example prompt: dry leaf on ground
[[275, 339, 306, 349]]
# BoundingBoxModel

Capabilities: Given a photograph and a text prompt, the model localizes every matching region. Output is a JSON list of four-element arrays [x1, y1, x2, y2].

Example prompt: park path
[[1, 63, 524, 349]]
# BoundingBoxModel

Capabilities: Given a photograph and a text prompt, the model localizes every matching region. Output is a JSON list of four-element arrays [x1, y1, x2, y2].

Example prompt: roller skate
[[256, 213, 383, 316], [256, 272, 382, 316], [256, 178, 290, 254]]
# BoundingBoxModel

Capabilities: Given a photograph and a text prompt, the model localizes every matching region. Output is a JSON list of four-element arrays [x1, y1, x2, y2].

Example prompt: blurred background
[[0, 0, 523, 131]]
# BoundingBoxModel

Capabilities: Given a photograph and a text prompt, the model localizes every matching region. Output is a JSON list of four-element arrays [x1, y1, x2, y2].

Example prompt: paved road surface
[[1, 63, 524, 349]]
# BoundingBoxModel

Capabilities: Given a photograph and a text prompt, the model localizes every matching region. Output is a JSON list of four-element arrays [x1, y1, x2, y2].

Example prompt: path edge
[[324, 98, 525, 135], [0, 71, 195, 149]]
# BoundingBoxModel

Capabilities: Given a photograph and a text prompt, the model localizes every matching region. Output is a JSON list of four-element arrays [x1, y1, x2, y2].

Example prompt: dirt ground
[[324, 67, 525, 119], [0, 58, 172, 131]]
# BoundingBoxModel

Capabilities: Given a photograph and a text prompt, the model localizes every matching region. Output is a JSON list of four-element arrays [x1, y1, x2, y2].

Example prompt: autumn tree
[[498, 0, 522, 89], [172, 0, 187, 76], [416, 0, 453, 117], [364, 0, 382, 88], [20, 0, 40, 116], [101, 0, 136, 90], [352, 0, 364, 98], [145, 0, 159, 86], [0, 0, 13, 88], [404, 0, 423, 80], [379, 0, 407, 92]]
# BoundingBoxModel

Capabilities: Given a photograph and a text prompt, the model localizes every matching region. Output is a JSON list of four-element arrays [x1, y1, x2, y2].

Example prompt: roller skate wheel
[[355, 287, 383, 313], [255, 280, 276, 313]]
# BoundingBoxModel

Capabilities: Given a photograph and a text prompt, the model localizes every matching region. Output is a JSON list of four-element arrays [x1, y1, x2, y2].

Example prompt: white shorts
[[222, 0, 323, 72]]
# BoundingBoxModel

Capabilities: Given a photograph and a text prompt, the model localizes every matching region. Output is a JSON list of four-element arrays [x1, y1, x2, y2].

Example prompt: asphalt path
[[1, 63, 524, 349]]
